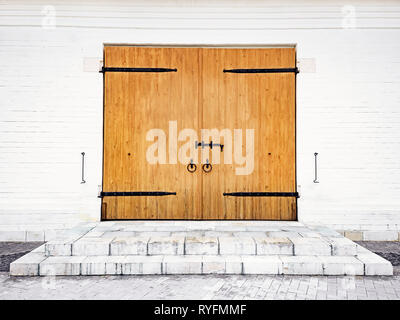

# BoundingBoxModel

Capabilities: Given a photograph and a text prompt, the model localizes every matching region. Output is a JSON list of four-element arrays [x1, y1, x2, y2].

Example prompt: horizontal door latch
[[195, 141, 224, 152]]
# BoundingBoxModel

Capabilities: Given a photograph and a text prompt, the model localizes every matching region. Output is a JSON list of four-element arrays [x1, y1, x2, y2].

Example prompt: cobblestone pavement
[[0, 241, 400, 300], [0, 273, 399, 300]]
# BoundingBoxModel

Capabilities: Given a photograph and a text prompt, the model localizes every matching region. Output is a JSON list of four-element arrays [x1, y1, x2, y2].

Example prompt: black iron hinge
[[223, 68, 299, 74], [223, 192, 299, 198], [99, 191, 176, 198], [100, 67, 177, 73]]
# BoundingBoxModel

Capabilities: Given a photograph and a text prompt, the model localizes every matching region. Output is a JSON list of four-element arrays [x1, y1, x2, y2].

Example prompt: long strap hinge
[[99, 191, 177, 198], [223, 192, 299, 198], [223, 67, 299, 74], [100, 67, 177, 73]]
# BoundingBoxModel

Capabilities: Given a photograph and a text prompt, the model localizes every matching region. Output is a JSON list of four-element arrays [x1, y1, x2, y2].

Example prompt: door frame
[[100, 44, 298, 221]]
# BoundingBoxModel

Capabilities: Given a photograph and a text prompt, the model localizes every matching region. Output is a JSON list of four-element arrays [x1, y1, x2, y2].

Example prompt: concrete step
[[9, 222, 394, 276], [10, 249, 393, 276], [44, 235, 359, 257]]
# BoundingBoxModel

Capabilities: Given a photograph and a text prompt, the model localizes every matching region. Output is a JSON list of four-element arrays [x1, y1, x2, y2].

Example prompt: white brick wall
[[0, 0, 400, 239]]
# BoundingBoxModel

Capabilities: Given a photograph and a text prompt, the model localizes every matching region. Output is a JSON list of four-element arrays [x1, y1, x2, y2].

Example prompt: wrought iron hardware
[[202, 159, 212, 173], [187, 159, 197, 173], [195, 141, 224, 152], [99, 191, 176, 198], [223, 192, 299, 198], [80, 152, 86, 184], [313, 152, 319, 183], [223, 67, 299, 74], [100, 67, 177, 73]]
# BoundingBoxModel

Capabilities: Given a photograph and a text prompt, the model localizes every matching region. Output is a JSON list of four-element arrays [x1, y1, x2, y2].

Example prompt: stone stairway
[[10, 221, 393, 276]]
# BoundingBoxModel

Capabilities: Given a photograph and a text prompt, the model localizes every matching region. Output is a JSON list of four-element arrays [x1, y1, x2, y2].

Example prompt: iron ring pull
[[187, 162, 197, 173], [202, 163, 212, 173]]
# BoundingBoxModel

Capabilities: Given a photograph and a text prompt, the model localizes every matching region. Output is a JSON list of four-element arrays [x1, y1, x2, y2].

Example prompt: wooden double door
[[102, 46, 297, 220]]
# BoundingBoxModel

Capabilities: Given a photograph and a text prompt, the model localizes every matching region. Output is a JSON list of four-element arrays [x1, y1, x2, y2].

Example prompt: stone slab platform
[[10, 221, 393, 276]]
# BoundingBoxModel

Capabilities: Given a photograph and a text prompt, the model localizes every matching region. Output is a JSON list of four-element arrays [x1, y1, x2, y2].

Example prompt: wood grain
[[102, 46, 296, 220], [103, 46, 201, 219], [201, 48, 297, 220]]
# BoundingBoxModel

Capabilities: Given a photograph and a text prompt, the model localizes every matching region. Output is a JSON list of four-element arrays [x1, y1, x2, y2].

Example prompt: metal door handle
[[313, 152, 319, 183], [81, 152, 86, 184], [195, 141, 224, 152]]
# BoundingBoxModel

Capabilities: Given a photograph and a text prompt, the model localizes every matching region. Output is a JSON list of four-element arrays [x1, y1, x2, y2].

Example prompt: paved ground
[[356, 241, 400, 267], [0, 242, 43, 272], [0, 241, 399, 300], [0, 273, 399, 300]]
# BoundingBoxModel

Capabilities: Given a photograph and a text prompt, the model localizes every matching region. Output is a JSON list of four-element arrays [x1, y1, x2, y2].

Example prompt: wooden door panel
[[103, 47, 201, 219], [200, 48, 297, 220], [102, 46, 296, 220]]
